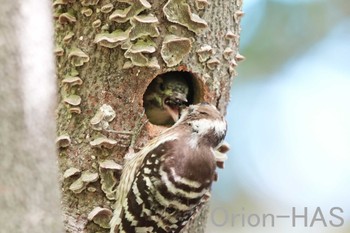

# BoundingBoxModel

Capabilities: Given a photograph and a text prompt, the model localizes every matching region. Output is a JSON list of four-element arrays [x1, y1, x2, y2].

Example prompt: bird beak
[[164, 92, 188, 123]]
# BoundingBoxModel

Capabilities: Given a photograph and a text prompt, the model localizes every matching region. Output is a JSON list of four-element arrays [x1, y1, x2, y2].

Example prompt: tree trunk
[[54, 0, 243, 232], [0, 0, 63, 232]]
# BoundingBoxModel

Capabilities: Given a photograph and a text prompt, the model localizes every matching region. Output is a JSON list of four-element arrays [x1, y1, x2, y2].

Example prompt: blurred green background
[[208, 0, 350, 232]]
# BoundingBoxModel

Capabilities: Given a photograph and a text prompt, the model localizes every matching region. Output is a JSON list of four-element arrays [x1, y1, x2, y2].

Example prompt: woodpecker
[[143, 73, 189, 125], [110, 103, 228, 233]]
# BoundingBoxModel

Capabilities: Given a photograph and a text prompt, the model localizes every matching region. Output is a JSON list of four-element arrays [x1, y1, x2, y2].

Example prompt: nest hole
[[143, 71, 204, 126]]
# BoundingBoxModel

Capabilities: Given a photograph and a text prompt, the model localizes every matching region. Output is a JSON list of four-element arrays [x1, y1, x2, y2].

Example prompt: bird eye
[[199, 111, 209, 116], [159, 83, 165, 91]]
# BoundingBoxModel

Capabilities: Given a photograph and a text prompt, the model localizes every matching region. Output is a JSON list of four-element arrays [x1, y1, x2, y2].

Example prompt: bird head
[[162, 82, 188, 123], [175, 102, 227, 148], [144, 74, 190, 124]]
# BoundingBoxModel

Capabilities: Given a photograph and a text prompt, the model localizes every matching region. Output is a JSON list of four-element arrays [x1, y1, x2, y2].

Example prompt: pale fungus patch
[[69, 178, 85, 193], [109, 0, 151, 23], [161, 35, 192, 67], [223, 47, 234, 60], [235, 52, 245, 62], [59, 12, 77, 24], [69, 107, 82, 114], [99, 160, 122, 200], [53, 0, 68, 6], [68, 47, 90, 66], [109, 7, 131, 22], [81, 171, 99, 183], [63, 167, 81, 179], [94, 29, 130, 48], [92, 19, 102, 28], [62, 76, 83, 86], [129, 14, 160, 40], [196, 45, 213, 63], [228, 59, 237, 75], [101, 3, 114, 13], [99, 160, 123, 170], [99, 169, 117, 200], [54, 45, 64, 56], [128, 38, 157, 54], [225, 30, 237, 40], [81, 7, 93, 17], [90, 104, 116, 130], [124, 51, 149, 66], [163, 0, 208, 34], [64, 94, 82, 106], [123, 38, 159, 68], [206, 57, 221, 70], [87, 187, 97, 192], [68, 171, 98, 194], [234, 10, 245, 22], [63, 32, 75, 43], [88, 207, 113, 229], [124, 51, 159, 68], [80, 0, 100, 6], [56, 135, 71, 148], [229, 58, 237, 67], [90, 137, 117, 149]]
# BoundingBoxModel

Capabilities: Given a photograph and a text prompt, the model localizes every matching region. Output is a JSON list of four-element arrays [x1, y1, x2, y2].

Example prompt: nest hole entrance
[[143, 71, 203, 126]]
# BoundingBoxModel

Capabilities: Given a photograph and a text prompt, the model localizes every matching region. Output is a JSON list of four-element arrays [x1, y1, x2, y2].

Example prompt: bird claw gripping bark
[[214, 141, 230, 169]]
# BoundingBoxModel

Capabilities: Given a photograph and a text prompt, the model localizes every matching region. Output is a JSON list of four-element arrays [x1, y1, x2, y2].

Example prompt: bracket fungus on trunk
[[163, 0, 208, 34], [196, 45, 214, 63], [101, 3, 114, 13], [64, 94, 82, 106], [81, 7, 93, 17], [223, 47, 234, 60], [90, 104, 116, 131], [68, 47, 90, 66], [80, 0, 100, 6], [129, 14, 160, 40], [88, 207, 113, 229], [206, 57, 221, 70], [99, 160, 122, 200], [90, 137, 118, 149], [62, 76, 83, 86], [56, 135, 71, 148], [161, 35, 192, 67], [68, 171, 99, 194], [109, 0, 151, 23], [94, 29, 130, 48], [59, 12, 77, 24], [63, 167, 81, 179]]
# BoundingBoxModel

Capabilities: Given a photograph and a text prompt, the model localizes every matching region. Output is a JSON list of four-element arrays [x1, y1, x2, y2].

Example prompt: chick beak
[[164, 92, 188, 122]]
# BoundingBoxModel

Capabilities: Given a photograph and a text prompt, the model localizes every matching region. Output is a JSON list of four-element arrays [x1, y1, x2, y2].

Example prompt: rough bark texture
[[54, 0, 242, 232], [0, 0, 63, 232]]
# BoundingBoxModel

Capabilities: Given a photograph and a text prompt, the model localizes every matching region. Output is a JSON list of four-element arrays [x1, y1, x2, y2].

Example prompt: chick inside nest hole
[[143, 71, 203, 126]]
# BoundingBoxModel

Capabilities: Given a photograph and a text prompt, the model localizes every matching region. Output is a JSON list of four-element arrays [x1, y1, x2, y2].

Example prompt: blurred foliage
[[239, 0, 350, 79], [208, 1, 350, 232]]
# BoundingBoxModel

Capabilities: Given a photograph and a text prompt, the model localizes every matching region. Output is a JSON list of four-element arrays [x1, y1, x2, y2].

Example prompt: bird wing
[[110, 133, 179, 233]]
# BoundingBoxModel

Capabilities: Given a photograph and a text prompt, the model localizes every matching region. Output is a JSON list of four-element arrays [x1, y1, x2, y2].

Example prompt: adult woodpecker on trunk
[[110, 103, 228, 233]]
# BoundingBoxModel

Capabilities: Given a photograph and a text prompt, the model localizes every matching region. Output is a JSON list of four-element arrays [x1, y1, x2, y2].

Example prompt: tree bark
[[0, 0, 63, 232], [54, 0, 242, 232]]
